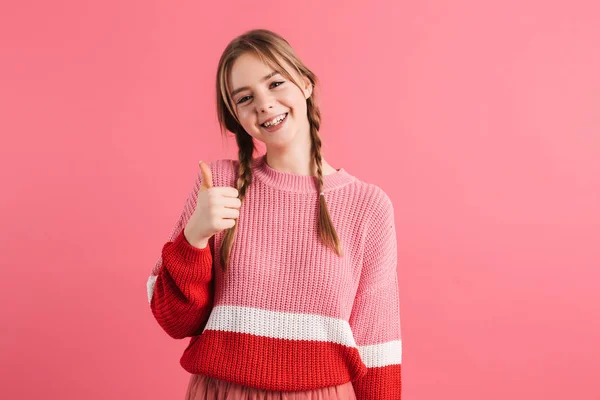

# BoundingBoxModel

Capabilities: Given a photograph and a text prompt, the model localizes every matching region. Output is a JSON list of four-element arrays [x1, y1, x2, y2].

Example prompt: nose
[[254, 91, 275, 113]]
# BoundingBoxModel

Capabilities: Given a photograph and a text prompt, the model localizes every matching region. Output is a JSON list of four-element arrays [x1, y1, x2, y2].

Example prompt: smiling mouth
[[261, 113, 288, 128]]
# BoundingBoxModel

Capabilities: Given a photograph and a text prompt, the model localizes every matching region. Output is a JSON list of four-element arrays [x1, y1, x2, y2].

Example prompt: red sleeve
[[149, 229, 214, 339]]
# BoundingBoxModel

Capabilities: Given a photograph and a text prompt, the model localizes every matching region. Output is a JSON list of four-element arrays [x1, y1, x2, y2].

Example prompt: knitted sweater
[[146, 154, 402, 399]]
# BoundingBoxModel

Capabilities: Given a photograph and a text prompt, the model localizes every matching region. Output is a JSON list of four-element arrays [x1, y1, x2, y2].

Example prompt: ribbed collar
[[251, 153, 357, 194]]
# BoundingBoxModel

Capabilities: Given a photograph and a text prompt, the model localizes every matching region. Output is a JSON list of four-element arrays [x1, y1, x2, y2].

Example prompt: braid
[[220, 129, 255, 272], [307, 100, 344, 257]]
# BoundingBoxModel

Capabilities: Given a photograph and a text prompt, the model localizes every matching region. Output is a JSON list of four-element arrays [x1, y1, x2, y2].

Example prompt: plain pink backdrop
[[1, 0, 599, 399]]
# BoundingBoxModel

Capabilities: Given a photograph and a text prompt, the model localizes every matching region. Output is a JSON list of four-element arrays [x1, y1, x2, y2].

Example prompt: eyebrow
[[231, 71, 281, 97]]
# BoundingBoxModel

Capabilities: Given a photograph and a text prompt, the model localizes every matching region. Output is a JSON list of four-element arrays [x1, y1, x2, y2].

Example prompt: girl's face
[[228, 52, 312, 149]]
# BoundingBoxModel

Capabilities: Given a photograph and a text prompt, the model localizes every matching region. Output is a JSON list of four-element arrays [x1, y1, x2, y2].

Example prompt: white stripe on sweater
[[205, 304, 402, 367], [147, 276, 401, 367], [147, 275, 157, 304]]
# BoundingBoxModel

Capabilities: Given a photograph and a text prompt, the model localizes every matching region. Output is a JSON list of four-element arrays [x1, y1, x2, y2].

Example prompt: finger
[[221, 196, 242, 209], [219, 218, 236, 229], [212, 186, 239, 198], [199, 160, 213, 190], [218, 207, 240, 219]]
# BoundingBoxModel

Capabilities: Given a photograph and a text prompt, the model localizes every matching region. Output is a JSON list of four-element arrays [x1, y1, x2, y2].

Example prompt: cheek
[[237, 109, 255, 126], [288, 98, 306, 116], [283, 91, 305, 112]]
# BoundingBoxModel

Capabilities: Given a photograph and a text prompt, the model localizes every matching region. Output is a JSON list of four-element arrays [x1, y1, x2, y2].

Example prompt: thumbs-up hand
[[183, 161, 241, 249], [198, 159, 213, 192]]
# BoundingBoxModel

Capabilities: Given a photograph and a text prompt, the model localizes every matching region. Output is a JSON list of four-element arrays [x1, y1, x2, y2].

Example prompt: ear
[[302, 76, 313, 99]]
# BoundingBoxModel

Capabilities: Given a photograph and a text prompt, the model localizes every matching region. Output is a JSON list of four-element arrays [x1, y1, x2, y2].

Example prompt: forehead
[[228, 52, 295, 93]]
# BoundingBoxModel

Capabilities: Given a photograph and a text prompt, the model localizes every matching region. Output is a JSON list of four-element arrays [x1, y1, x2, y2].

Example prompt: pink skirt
[[185, 373, 357, 400]]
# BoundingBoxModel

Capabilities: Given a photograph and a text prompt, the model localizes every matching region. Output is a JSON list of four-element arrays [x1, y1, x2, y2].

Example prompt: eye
[[236, 95, 250, 105], [236, 81, 285, 105]]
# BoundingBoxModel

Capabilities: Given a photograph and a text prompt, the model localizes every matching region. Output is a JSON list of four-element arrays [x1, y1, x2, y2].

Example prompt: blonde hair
[[215, 28, 343, 271]]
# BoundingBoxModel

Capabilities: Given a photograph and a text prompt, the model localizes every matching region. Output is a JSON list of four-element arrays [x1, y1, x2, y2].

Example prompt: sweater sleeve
[[146, 165, 215, 339], [349, 189, 402, 400]]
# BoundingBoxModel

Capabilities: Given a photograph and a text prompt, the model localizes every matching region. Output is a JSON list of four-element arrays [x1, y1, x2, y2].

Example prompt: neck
[[264, 151, 336, 176]]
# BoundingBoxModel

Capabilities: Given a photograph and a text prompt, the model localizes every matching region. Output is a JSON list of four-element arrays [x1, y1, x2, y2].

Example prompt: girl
[[147, 29, 402, 399]]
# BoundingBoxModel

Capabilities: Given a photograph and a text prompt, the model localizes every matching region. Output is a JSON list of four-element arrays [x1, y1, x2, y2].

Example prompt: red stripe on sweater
[[180, 329, 368, 391]]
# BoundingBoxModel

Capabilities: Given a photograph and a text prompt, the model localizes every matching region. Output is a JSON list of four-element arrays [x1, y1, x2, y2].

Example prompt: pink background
[[1, 0, 599, 399]]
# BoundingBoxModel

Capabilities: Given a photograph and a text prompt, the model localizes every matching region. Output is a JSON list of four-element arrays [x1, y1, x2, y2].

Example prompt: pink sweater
[[146, 154, 402, 399]]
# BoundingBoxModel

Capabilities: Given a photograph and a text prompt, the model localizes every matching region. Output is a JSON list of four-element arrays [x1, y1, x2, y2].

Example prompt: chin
[[266, 131, 299, 148]]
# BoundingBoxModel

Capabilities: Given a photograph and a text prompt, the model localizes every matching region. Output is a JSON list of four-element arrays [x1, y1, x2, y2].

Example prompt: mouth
[[260, 113, 288, 129]]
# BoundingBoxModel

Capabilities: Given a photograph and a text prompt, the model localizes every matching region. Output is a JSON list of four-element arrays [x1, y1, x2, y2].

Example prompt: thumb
[[199, 160, 213, 191]]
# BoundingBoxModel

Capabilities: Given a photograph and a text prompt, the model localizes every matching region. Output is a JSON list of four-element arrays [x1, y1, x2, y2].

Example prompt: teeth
[[263, 113, 286, 127]]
